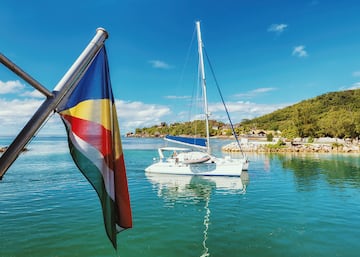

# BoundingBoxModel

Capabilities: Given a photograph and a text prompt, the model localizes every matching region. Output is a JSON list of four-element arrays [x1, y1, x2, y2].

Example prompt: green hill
[[132, 89, 360, 139], [241, 89, 360, 139], [133, 120, 228, 138]]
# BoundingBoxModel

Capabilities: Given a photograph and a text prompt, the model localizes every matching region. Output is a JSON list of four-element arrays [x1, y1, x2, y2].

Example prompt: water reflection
[[277, 154, 360, 190], [145, 173, 248, 257], [145, 173, 249, 201]]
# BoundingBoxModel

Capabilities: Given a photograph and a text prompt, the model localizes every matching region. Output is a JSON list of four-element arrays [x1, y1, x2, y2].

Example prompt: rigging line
[[202, 47, 245, 157], [187, 58, 201, 138], [193, 55, 203, 137], [178, 26, 198, 125], [188, 60, 198, 130], [187, 27, 202, 137]]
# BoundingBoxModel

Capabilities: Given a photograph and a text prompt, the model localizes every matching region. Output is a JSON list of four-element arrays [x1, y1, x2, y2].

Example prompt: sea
[[1, 136, 359, 257]]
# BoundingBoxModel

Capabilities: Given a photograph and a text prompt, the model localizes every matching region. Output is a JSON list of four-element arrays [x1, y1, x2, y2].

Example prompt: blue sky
[[1, 0, 360, 136]]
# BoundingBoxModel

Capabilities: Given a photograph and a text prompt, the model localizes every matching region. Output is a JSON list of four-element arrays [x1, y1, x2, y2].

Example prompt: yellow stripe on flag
[[60, 99, 113, 131]]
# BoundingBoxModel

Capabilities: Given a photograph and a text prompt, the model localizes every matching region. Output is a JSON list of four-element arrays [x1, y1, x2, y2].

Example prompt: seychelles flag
[[57, 46, 132, 249]]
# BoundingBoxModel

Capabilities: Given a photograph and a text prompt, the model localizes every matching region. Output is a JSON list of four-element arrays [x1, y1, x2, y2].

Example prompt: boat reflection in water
[[145, 172, 249, 257], [146, 172, 249, 199]]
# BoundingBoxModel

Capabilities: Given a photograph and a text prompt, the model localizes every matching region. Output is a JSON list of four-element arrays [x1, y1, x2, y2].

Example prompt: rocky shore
[[222, 138, 360, 153], [0, 147, 28, 153]]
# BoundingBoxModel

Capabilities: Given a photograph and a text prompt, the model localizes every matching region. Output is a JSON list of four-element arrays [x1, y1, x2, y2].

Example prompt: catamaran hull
[[242, 160, 249, 171], [145, 160, 243, 176]]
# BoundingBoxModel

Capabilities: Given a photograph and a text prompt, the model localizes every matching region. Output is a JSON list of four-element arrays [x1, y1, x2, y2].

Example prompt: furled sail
[[165, 135, 207, 150]]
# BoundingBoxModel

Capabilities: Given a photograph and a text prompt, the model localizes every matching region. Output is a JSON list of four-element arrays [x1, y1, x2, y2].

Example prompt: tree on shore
[[241, 89, 360, 139], [133, 89, 360, 140]]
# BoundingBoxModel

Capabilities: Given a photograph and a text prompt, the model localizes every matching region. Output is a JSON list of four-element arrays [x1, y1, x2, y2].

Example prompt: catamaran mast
[[196, 21, 211, 154]]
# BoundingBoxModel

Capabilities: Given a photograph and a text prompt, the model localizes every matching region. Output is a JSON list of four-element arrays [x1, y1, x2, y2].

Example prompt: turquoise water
[[1, 136, 360, 257]]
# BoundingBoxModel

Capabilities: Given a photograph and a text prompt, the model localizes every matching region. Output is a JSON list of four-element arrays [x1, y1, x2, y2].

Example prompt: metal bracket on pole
[[0, 28, 109, 180]]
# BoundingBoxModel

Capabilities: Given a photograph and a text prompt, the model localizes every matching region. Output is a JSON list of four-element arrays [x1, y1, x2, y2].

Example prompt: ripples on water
[[1, 137, 360, 257]]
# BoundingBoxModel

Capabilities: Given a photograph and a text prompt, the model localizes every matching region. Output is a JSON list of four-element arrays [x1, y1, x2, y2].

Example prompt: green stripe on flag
[[67, 138, 118, 248]]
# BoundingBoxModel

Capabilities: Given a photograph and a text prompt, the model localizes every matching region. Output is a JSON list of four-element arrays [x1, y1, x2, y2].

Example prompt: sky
[[1, 0, 360, 137]]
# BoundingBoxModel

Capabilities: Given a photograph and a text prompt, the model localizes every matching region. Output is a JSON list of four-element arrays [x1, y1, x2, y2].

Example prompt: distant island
[[128, 89, 360, 153]]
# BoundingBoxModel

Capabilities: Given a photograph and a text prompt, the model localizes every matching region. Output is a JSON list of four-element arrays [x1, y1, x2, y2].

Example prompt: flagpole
[[0, 54, 53, 98], [0, 28, 109, 180]]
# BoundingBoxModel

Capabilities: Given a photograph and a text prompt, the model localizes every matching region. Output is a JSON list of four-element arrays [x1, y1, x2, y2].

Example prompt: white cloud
[[0, 98, 172, 136], [208, 101, 290, 123], [0, 98, 42, 121], [21, 89, 46, 98], [253, 88, 276, 93], [292, 45, 308, 58], [113, 99, 289, 133], [164, 95, 191, 100], [235, 87, 277, 98], [0, 93, 290, 137], [148, 60, 173, 69], [0, 98, 43, 135], [0, 80, 25, 94], [352, 71, 360, 77], [344, 82, 360, 90], [268, 23, 288, 34], [115, 100, 171, 133]]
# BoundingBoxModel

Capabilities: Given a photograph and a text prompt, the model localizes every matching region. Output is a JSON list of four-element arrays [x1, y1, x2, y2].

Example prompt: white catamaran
[[145, 21, 249, 176]]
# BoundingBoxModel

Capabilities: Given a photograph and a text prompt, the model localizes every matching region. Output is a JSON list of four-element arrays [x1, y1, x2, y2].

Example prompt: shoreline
[[125, 134, 360, 153], [222, 141, 360, 153]]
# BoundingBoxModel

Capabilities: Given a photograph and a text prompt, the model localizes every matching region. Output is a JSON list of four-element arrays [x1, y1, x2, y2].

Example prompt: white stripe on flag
[[65, 120, 116, 201]]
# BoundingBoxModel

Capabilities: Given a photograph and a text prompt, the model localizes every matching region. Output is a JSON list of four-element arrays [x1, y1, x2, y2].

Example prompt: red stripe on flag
[[63, 114, 132, 229], [114, 154, 132, 228], [61, 114, 117, 169]]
